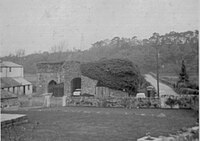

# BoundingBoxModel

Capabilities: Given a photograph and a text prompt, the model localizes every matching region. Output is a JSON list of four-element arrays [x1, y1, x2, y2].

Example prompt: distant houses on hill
[[0, 61, 33, 95]]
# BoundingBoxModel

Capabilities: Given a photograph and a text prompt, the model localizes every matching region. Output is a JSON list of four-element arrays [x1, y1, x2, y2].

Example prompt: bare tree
[[15, 49, 25, 58], [50, 41, 66, 61], [50, 41, 65, 53], [15, 49, 25, 65]]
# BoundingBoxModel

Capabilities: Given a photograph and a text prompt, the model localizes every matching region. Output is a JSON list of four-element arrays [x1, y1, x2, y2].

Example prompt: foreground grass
[[1, 107, 197, 141]]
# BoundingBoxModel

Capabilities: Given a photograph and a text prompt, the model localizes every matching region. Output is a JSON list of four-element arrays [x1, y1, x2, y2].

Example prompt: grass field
[[1, 107, 197, 141]]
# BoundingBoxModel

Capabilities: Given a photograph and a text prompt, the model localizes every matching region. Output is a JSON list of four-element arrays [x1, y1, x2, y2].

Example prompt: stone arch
[[48, 80, 57, 93], [47, 80, 64, 97], [71, 77, 81, 95]]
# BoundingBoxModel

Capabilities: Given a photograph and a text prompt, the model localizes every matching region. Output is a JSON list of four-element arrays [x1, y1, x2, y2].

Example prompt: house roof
[[13, 77, 32, 85], [0, 61, 22, 67], [1, 77, 31, 88], [1, 77, 21, 88]]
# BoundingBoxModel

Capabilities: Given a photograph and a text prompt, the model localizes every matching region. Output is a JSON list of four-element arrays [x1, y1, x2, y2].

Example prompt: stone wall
[[81, 75, 98, 95], [36, 72, 64, 94], [137, 126, 199, 141], [63, 61, 82, 96], [96, 86, 128, 98], [36, 62, 65, 95]]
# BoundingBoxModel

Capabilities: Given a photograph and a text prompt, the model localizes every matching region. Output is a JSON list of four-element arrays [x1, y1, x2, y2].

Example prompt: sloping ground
[[145, 74, 179, 96], [80, 59, 142, 93]]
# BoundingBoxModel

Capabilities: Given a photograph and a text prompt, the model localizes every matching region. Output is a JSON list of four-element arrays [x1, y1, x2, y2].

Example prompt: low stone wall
[[63, 95, 199, 111], [64, 96, 161, 108], [137, 126, 199, 141]]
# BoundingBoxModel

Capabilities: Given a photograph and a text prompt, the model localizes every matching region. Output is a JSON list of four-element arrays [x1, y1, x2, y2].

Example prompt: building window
[[28, 85, 30, 90], [13, 87, 15, 93], [0, 67, 2, 72], [8, 87, 10, 91], [9, 67, 12, 72]]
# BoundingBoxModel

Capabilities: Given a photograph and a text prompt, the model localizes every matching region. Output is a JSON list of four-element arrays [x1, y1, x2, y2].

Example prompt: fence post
[[28, 94, 32, 107], [42, 93, 52, 107], [62, 95, 67, 107]]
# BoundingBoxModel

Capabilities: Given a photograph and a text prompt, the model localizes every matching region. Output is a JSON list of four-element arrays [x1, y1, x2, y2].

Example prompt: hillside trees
[[0, 30, 198, 75]]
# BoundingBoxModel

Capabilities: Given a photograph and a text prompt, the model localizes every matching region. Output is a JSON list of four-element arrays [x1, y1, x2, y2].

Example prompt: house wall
[[16, 87, 21, 95], [0, 67, 23, 78], [8, 87, 13, 93], [2, 84, 32, 96], [96, 87, 128, 98], [25, 85, 33, 95]]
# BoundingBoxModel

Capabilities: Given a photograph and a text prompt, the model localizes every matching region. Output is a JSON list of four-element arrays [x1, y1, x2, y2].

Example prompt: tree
[[15, 49, 25, 58], [15, 49, 25, 65], [178, 60, 189, 83]]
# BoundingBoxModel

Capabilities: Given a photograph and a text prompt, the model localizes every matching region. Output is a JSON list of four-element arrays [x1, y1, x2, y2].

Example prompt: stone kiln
[[36, 61, 98, 97]]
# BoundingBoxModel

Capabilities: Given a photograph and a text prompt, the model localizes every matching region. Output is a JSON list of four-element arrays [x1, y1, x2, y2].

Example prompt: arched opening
[[48, 80, 64, 97], [71, 77, 81, 96], [48, 80, 57, 94]]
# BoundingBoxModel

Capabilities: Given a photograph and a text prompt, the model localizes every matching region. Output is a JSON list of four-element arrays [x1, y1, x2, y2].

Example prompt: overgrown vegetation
[[81, 59, 148, 96], [178, 60, 189, 84]]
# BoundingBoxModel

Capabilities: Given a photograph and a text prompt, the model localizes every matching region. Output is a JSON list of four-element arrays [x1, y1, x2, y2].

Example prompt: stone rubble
[[137, 126, 199, 141]]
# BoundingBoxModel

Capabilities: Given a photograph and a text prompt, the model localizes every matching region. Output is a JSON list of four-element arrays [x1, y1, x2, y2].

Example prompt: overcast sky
[[0, 0, 198, 56]]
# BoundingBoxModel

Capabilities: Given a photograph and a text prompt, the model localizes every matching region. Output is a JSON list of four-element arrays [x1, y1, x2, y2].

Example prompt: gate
[[52, 83, 64, 97], [48, 82, 64, 97]]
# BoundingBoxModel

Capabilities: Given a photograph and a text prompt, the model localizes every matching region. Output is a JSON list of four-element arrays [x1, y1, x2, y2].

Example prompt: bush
[[187, 83, 199, 90], [165, 98, 179, 108], [179, 88, 199, 95]]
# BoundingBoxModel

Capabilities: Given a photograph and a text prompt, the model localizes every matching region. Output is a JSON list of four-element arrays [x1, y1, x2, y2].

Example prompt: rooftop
[[1, 77, 31, 88], [0, 61, 22, 67]]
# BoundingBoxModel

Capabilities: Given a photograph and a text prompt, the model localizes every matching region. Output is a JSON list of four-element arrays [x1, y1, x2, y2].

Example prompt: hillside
[[1, 30, 198, 76]]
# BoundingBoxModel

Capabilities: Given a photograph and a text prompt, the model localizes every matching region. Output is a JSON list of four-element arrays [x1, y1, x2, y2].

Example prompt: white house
[[0, 61, 32, 95], [0, 61, 24, 77]]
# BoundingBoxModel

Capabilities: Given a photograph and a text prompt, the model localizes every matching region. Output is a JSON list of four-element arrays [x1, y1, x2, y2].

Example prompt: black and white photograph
[[0, 0, 199, 140]]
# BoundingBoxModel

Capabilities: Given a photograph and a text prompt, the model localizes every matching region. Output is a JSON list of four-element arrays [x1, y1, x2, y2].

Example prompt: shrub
[[187, 83, 199, 90], [81, 59, 146, 96], [165, 98, 179, 108], [179, 88, 199, 95]]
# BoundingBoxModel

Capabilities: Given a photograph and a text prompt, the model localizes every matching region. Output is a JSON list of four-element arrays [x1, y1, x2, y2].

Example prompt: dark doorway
[[23, 86, 26, 94], [48, 80, 57, 94], [48, 80, 64, 97], [52, 83, 64, 97], [71, 78, 81, 94]]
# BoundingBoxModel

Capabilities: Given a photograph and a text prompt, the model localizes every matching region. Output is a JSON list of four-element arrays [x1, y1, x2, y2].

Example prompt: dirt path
[[145, 74, 179, 97]]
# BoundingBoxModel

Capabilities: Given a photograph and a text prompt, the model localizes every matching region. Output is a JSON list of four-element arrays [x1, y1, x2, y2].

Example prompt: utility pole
[[151, 33, 160, 98], [156, 44, 160, 98]]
